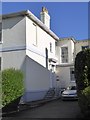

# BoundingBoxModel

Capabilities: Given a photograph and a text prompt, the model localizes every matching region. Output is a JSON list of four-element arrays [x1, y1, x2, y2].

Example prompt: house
[[56, 38, 89, 88], [0, 7, 59, 102], [0, 7, 89, 102]]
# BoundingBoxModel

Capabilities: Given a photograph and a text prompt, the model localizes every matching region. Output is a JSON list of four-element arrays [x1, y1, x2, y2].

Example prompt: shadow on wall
[[20, 55, 51, 102]]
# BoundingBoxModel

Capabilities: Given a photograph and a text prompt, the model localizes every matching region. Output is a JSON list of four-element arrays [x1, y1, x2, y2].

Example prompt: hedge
[[75, 48, 90, 117], [2, 68, 24, 107], [75, 49, 90, 93]]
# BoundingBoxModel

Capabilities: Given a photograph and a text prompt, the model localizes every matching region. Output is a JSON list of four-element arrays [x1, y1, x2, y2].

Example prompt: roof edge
[[1, 10, 59, 41]]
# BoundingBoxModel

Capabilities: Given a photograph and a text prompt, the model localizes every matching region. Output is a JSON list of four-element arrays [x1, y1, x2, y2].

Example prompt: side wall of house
[[23, 56, 51, 102], [56, 39, 75, 88], [26, 16, 56, 69], [56, 39, 74, 65]]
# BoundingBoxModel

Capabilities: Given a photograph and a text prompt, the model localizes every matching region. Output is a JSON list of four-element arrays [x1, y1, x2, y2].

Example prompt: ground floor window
[[70, 68, 75, 81]]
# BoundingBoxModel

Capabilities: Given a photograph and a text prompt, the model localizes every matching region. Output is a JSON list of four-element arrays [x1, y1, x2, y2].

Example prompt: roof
[[59, 37, 90, 43], [1, 10, 59, 41], [76, 39, 90, 43], [59, 37, 76, 43]]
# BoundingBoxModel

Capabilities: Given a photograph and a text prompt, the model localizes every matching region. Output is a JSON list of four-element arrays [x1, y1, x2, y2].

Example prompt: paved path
[[3, 99, 83, 119]]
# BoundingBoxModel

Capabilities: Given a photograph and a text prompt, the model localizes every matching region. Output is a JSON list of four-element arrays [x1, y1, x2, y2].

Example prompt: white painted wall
[[2, 50, 26, 70], [24, 56, 51, 101], [2, 16, 26, 49], [25, 56, 50, 91], [26, 16, 56, 69]]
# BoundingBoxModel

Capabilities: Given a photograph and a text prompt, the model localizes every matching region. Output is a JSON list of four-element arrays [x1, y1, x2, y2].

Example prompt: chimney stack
[[40, 7, 50, 29]]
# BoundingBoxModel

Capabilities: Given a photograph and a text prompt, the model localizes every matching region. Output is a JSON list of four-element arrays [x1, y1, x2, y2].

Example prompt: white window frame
[[61, 47, 68, 63], [32, 23, 37, 46], [50, 42, 53, 53]]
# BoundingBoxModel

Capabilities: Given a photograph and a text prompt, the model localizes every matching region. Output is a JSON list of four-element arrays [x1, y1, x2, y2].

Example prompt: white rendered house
[[0, 8, 90, 102], [0, 8, 59, 102]]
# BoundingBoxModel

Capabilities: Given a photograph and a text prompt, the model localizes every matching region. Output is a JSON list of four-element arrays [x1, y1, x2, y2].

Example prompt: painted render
[[0, 9, 90, 102], [0, 10, 58, 102]]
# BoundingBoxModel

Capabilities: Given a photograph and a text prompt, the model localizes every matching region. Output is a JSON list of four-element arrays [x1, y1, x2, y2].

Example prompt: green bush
[[75, 49, 90, 93], [79, 86, 90, 116], [75, 48, 90, 117], [2, 68, 24, 107]]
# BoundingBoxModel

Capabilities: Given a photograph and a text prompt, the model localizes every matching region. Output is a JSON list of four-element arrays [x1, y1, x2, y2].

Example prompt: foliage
[[2, 68, 24, 107], [75, 49, 90, 92], [78, 86, 90, 116], [75, 48, 90, 117]]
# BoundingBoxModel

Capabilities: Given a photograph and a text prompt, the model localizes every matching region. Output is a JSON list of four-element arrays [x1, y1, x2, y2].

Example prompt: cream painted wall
[[56, 66, 71, 88], [75, 40, 89, 55], [56, 39, 75, 65]]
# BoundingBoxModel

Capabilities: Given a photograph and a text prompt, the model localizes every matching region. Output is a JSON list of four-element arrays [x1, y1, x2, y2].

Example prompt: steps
[[44, 88, 61, 100], [44, 88, 55, 100]]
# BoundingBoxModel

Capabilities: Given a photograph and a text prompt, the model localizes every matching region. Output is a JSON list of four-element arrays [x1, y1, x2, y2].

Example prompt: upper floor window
[[82, 46, 89, 50], [32, 23, 37, 46], [50, 42, 52, 53], [61, 47, 68, 63], [0, 23, 2, 42]]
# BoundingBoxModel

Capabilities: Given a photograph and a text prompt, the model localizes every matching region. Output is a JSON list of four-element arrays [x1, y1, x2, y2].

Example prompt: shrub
[[75, 49, 90, 93], [79, 86, 90, 116], [75, 48, 90, 117], [2, 68, 24, 107]]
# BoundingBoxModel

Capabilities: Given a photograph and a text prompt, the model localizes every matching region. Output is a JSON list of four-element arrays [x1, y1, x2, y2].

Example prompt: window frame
[[32, 23, 37, 46], [50, 42, 53, 53], [61, 47, 68, 63], [82, 46, 89, 50]]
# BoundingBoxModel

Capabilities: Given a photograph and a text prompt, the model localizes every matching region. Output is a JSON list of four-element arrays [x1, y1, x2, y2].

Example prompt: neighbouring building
[[0, 7, 90, 102]]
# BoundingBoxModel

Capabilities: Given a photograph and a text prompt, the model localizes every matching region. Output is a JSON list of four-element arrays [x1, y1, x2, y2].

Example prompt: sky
[[2, 2, 89, 40]]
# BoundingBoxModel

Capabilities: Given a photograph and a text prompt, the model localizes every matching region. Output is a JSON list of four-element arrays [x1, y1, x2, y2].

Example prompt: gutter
[[2, 10, 59, 41]]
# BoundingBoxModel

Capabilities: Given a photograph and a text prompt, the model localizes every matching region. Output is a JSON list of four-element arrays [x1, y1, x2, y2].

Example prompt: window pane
[[32, 23, 37, 45], [61, 47, 68, 63], [82, 46, 89, 50], [50, 42, 52, 52]]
